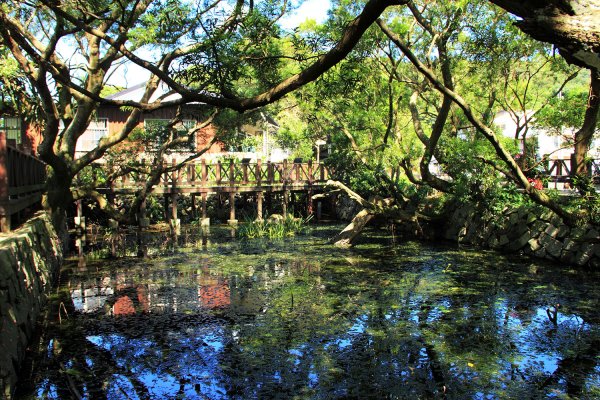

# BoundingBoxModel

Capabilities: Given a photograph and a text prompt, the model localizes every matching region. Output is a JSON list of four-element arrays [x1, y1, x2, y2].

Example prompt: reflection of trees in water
[[19, 246, 600, 399]]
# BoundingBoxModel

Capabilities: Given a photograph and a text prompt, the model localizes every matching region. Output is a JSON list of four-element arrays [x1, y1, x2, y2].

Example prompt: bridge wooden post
[[283, 189, 289, 218], [0, 131, 9, 232], [228, 191, 237, 225], [266, 190, 272, 216], [317, 201, 322, 221], [191, 194, 197, 219], [227, 160, 237, 225], [307, 160, 314, 217], [201, 192, 209, 227], [136, 196, 149, 257], [170, 158, 180, 234], [138, 196, 149, 228], [256, 191, 263, 221], [75, 199, 85, 257]]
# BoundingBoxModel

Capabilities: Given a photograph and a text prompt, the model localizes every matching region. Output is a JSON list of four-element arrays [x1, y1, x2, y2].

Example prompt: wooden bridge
[[0, 132, 46, 232], [99, 158, 333, 226], [110, 158, 331, 194]]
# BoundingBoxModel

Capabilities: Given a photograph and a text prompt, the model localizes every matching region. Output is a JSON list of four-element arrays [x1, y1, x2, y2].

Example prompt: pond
[[17, 225, 600, 399]]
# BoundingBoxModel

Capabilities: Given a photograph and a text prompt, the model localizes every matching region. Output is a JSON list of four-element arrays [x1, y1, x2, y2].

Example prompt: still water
[[18, 225, 600, 399]]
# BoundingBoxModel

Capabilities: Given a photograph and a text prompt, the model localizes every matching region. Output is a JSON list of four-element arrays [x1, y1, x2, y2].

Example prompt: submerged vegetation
[[17, 227, 600, 399]]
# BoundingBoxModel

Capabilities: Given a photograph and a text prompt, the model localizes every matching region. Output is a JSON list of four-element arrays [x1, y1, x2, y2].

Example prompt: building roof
[[107, 82, 188, 103]]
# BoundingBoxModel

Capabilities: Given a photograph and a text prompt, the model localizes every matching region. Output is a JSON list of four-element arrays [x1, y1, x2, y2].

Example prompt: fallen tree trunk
[[321, 180, 428, 247], [331, 209, 375, 247]]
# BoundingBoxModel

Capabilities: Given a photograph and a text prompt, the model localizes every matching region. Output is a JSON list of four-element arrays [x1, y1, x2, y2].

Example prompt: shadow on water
[[16, 225, 600, 399]]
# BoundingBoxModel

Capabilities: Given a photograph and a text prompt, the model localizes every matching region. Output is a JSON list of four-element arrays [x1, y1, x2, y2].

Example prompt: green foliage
[[535, 83, 590, 133], [237, 215, 312, 239]]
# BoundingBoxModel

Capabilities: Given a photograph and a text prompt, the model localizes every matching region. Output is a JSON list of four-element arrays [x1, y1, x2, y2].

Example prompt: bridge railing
[[0, 131, 47, 232], [539, 155, 600, 186], [114, 158, 332, 190]]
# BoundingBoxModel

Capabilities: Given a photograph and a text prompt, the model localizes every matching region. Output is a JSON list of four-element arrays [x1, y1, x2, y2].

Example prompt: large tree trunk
[[574, 69, 600, 181], [489, 0, 600, 70], [42, 167, 74, 247]]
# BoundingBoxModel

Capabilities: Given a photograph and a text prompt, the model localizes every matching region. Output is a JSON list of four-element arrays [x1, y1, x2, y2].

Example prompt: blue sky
[[281, 0, 331, 29], [107, 0, 332, 88]]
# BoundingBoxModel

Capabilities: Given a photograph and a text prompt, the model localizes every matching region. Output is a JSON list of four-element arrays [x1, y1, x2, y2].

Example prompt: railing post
[[267, 161, 273, 184], [0, 131, 10, 232], [201, 159, 207, 186], [293, 160, 300, 183], [256, 159, 262, 186], [282, 159, 288, 183], [187, 162, 194, 184], [216, 160, 222, 184], [242, 161, 248, 184], [229, 159, 235, 186], [308, 160, 313, 184], [173, 158, 181, 185]]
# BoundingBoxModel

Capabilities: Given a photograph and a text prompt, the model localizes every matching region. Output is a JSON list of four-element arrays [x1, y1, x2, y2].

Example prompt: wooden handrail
[[108, 158, 331, 193], [0, 131, 47, 232]]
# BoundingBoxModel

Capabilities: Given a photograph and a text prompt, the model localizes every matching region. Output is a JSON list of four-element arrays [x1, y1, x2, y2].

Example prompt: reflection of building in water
[[71, 277, 114, 313], [70, 259, 322, 315], [112, 287, 150, 315], [113, 296, 135, 315], [198, 267, 230, 309]]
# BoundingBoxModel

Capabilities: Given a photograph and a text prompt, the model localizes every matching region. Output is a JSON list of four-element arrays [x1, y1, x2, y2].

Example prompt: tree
[[281, 0, 598, 245], [375, 2, 596, 225], [0, 0, 412, 237]]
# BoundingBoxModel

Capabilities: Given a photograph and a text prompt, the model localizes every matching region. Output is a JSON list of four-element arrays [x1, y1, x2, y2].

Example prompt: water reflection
[[18, 228, 600, 399]]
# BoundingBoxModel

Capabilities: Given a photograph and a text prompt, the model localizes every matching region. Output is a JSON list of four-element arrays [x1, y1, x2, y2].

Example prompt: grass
[[237, 215, 312, 239]]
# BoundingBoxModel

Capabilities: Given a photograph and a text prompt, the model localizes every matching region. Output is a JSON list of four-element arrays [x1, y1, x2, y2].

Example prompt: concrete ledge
[[0, 212, 62, 399]]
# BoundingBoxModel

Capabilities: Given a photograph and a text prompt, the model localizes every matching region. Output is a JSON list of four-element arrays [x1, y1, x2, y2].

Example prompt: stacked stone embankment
[[444, 205, 600, 268], [0, 212, 62, 399]]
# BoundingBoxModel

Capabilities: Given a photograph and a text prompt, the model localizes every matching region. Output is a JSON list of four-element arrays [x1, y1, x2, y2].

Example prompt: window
[[0, 117, 22, 144], [77, 118, 108, 152], [87, 118, 108, 144], [144, 119, 196, 150]]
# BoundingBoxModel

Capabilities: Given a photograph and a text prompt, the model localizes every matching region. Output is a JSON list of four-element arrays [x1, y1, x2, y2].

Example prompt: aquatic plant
[[238, 215, 312, 239]]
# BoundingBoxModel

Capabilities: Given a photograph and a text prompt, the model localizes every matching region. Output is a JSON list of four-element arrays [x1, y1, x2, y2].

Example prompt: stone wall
[[443, 203, 600, 268], [0, 212, 62, 399]]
